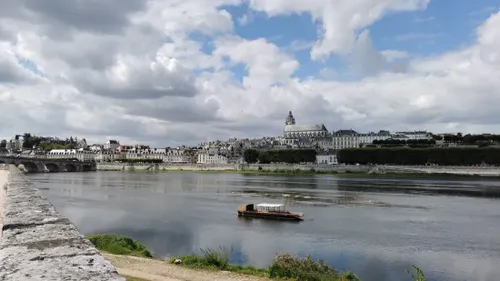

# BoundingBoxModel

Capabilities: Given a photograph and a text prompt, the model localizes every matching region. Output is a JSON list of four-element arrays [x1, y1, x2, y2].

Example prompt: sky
[[1, 0, 499, 147]]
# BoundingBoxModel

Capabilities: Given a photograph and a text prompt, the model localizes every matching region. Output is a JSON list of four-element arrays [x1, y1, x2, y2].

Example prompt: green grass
[[168, 247, 363, 280], [86, 234, 153, 258], [91, 236, 428, 281], [86, 234, 426, 281], [169, 249, 429, 281]]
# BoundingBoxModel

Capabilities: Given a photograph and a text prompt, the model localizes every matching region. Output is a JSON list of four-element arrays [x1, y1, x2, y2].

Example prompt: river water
[[28, 171, 500, 281]]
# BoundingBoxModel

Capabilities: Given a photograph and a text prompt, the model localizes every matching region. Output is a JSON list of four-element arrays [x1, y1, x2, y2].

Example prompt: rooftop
[[284, 124, 328, 132], [256, 203, 284, 208]]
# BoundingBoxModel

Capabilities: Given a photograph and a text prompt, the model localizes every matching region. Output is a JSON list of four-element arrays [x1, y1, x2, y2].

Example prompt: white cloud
[[248, 0, 430, 59], [381, 50, 410, 62], [1, 0, 500, 146]]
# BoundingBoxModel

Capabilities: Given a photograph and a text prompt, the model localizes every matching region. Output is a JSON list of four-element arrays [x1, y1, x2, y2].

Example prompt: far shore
[[96, 167, 500, 180]]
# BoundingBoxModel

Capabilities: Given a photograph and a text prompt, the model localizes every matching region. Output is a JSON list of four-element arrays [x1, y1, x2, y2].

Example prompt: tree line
[[338, 147, 500, 165], [244, 149, 317, 164], [16, 133, 77, 151], [435, 133, 500, 144], [372, 139, 436, 147], [118, 158, 163, 163]]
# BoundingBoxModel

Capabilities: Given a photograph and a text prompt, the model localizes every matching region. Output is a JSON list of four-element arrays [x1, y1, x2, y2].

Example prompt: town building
[[331, 129, 360, 150], [281, 111, 330, 147], [94, 152, 122, 162], [163, 148, 191, 163], [197, 152, 229, 164], [395, 131, 433, 140], [104, 140, 119, 151], [316, 152, 338, 164], [46, 149, 95, 161]]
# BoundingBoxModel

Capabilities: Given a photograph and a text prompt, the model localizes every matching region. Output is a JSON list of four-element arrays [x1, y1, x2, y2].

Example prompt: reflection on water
[[29, 172, 500, 281]]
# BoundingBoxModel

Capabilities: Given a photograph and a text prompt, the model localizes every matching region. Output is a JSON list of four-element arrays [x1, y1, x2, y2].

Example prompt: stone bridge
[[0, 156, 96, 173]]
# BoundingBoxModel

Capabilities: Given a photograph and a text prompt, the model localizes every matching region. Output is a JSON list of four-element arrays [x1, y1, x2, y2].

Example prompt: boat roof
[[256, 203, 284, 208]]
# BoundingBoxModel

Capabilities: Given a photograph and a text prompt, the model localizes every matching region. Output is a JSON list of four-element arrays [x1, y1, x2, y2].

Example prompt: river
[[28, 171, 500, 281]]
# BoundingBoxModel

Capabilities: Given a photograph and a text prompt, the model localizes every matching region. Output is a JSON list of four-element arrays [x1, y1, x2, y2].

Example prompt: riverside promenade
[[96, 162, 500, 176], [0, 164, 124, 281]]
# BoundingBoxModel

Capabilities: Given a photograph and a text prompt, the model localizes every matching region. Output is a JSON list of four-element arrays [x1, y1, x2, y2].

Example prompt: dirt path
[[0, 165, 8, 242], [104, 254, 273, 281]]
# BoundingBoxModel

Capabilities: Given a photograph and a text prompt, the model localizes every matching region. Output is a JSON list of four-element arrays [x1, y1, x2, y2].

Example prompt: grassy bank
[[97, 166, 500, 180], [333, 171, 500, 180], [88, 234, 428, 281], [86, 234, 153, 258], [168, 247, 361, 281]]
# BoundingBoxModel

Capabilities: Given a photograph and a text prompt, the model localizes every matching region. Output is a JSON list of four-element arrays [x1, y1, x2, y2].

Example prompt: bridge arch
[[82, 164, 92, 172], [20, 162, 38, 173], [63, 163, 77, 172], [45, 163, 60, 172]]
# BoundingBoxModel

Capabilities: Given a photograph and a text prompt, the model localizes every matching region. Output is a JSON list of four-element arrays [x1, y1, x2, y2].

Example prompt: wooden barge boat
[[237, 203, 304, 221]]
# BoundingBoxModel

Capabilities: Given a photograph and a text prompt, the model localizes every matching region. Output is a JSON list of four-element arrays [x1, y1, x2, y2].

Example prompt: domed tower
[[285, 111, 296, 125]]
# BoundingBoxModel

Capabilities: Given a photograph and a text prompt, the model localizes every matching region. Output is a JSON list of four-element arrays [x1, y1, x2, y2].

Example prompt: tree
[[338, 147, 500, 166], [432, 134, 443, 141], [243, 149, 259, 163], [0, 139, 6, 148]]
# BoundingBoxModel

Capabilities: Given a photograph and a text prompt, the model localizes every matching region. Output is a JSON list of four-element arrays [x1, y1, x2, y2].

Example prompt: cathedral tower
[[285, 111, 296, 125]]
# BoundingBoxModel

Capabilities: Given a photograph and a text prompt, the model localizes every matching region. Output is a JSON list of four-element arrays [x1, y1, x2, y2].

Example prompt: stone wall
[[240, 163, 370, 173], [96, 162, 370, 173], [97, 163, 237, 171], [0, 165, 124, 281], [95, 162, 500, 176], [379, 165, 500, 176]]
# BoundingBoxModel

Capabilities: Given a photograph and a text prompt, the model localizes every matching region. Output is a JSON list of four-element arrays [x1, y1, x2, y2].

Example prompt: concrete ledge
[[0, 165, 125, 281]]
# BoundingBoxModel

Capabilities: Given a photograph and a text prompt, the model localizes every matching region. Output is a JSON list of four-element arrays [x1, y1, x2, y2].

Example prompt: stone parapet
[[0, 165, 124, 281]]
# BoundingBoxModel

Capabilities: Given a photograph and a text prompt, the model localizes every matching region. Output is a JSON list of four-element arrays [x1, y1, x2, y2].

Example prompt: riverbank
[[95, 162, 500, 178], [107, 253, 274, 281], [0, 164, 8, 242], [97, 165, 500, 180], [88, 234, 425, 281]]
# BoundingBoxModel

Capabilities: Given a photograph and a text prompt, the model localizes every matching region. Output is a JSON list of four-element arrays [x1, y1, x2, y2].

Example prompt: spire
[[285, 111, 296, 125]]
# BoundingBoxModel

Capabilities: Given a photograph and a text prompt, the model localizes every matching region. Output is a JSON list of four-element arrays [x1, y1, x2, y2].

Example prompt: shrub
[[268, 253, 356, 281], [200, 246, 230, 270], [86, 234, 153, 258]]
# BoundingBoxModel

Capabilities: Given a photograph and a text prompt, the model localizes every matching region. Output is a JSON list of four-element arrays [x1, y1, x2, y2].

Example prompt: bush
[[268, 253, 359, 281], [171, 246, 230, 270], [86, 234, 153, 258], [200, 246, 230, 269], [170, 248, 425, 281]]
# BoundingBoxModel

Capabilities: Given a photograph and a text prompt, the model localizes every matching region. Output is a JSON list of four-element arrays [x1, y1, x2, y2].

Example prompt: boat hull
[[237, 211, 303, 221]]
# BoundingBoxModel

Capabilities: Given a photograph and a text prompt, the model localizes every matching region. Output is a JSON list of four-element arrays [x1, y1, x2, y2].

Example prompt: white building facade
[[104, 140, 119, 151], [197, 153, 229, 164], [316, 154, 338, 164], [47, 149, 95, 161]]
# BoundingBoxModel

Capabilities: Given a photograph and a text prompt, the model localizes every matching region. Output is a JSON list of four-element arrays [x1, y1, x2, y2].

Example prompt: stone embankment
[[0, 164, 124, 281], [96, 163, 370, 173], [96, 162, 500, 177], [376, 165, 500, 176]]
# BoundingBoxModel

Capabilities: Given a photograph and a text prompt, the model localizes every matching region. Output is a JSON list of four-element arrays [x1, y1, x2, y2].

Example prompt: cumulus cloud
[[0, 0, 500, 146], [248, 0, 430, 59]]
